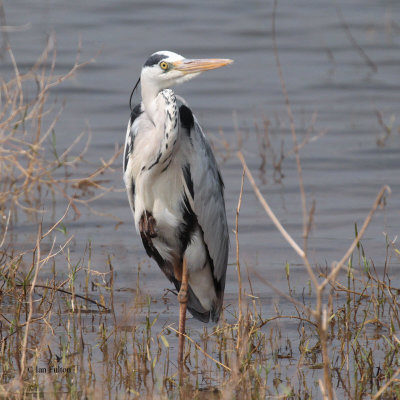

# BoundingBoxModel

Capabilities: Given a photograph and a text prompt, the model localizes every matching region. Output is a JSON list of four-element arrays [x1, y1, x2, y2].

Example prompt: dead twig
[[335, 2, 377, 73]]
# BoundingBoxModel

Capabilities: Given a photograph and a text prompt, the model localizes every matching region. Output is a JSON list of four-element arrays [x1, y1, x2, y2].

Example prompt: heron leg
[[177, 257, 188, 367]]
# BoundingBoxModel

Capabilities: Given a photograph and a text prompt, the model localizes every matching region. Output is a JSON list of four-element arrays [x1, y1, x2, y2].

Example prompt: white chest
[[133, 160, 186, 234]]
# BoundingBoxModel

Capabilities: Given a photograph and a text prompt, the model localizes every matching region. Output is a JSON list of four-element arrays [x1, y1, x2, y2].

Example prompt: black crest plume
[[129, 77, 141, 111]]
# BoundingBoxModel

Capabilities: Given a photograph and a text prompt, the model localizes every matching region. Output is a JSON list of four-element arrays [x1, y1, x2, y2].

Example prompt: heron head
[[140, 51, 233, 94]]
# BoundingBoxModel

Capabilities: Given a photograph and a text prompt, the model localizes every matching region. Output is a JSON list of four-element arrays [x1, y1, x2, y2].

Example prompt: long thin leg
[[177, 258, 188, 367]]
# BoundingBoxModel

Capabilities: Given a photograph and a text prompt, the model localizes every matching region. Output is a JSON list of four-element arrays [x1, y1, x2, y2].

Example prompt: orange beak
[[172, 58, 233, 74]]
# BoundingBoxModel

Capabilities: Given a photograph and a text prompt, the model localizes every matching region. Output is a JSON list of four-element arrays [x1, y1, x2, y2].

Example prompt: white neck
[[141, 84, 159, 122], [139, 87, 179, 173]]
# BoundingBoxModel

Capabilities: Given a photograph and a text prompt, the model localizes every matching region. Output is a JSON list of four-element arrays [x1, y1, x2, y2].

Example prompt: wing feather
[[178, 100, 229, 287], [123, 104, 143, 213]]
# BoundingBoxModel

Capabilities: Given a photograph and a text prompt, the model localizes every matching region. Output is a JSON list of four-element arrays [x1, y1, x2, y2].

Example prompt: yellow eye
[[160, 61, 169, 70]]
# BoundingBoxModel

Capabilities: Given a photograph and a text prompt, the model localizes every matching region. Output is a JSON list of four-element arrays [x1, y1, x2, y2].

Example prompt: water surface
[[2, 0, 400, 394]]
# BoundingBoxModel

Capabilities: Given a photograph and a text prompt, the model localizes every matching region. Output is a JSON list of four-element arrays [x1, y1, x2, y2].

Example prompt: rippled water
[[2, 0, 400, 393]]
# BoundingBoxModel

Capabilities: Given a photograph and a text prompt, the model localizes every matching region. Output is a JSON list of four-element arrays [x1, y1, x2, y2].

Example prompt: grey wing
[[123, 103, 143, 213], [185, 112, 229, 287]]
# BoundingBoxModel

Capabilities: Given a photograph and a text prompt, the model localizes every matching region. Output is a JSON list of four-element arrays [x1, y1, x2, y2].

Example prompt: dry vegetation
[[1, 188, 400, 399], [0, 36, 122, 224], [1, 7, 400, 400]]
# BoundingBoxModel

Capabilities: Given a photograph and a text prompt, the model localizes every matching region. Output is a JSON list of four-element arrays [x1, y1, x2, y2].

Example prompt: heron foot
[[147, 215, 157, 238], [139, 211, 158, 239]]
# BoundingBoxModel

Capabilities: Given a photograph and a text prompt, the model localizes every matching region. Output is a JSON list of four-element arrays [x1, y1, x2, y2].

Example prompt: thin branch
[[235, 169, 245, 328], [335, 2, 377, 73], [237, 151, 305, 259], [272, 0, 308, 243], [237, 151, 320, 294], [41, 202, 71, 240], [20, 223, 42, 378], [14, 284, 110, 311], [258, 314, 318, 329], [321, 185, 391, 290]]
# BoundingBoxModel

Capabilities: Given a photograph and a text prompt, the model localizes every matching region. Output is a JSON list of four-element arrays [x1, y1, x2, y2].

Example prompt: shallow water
[[2, 0, 400, 395]]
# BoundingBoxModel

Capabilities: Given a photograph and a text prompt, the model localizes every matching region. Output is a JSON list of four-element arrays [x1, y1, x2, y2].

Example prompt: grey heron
[[123, 51, 232, 364]]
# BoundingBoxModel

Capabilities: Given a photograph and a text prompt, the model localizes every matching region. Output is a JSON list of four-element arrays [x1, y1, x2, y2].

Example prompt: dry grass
[[0, 36, 122, 224], [2, 216, 400, 399]]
